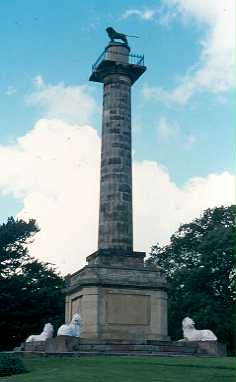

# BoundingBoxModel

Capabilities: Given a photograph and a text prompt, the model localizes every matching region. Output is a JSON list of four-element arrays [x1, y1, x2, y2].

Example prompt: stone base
[[24, 341, 47, 352], [64, 251, 169, 342], [21, 338, 226, 357], [45, 337, 194, 355], [46, 336, 80, 353], [190, 341, 227, 357]]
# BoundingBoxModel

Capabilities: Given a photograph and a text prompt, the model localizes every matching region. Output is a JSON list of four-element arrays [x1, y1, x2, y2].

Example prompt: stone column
[[89, 42, 146, 257], [98, 71, 133, 253], [64, 41, 169, 343]]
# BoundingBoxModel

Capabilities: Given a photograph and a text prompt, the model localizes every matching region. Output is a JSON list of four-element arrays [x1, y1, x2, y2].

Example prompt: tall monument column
[[65, 29, 169, 342], [99, 70, 133, 253], [91, 42, 145, 255]]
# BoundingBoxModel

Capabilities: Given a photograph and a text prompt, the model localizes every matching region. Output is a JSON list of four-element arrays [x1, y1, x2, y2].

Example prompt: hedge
[[0, 353, 27, 377]]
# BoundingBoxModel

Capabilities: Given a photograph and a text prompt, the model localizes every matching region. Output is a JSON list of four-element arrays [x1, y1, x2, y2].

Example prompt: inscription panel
[[106, 293, 150, 325]]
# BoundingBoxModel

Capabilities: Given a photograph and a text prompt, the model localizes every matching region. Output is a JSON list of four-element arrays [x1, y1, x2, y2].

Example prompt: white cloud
[[34, 74, 44, 89], [158, 7, 178, 26], [5, 86, 17, 96], [143, 0, 235, 104], [26, 77, 98, 125], [0, 119, 100, 274], [143, 83, 194, 106], [133, 161, 235, 250], [156, 116, 179, 140], [122, 8, 156, 21], [0, 119, 234, 275], [156, 117, 196, 148]]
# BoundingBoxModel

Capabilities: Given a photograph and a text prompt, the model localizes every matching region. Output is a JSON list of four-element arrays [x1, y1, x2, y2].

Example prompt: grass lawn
[[1, 356, 234, 382]]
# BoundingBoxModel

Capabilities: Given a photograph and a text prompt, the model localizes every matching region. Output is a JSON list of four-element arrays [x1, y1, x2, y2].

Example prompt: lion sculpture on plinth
[[106, 27, 128, 45], [26, 323, 54, 342], [57, 313, 83, 338], [181, 317, 217, 341]]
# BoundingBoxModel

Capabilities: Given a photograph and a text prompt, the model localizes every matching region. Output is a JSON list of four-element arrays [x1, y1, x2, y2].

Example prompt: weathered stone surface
[[189, 341, 227, 356], [86, 251, 145, 267], [19, 338, 226, 356], [106, 293, 150, 325], [64, 42, 168, 344], [98, 70, 133, 253], [24, 341, 46, 352], [65, 256, 169, 341], [45, 336, 80, 353]]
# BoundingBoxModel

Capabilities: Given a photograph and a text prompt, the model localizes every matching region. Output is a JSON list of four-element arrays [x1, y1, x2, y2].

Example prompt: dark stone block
[[116, 222, 129, 232], [109, 209, 129, 221], [107, 128, 120, 134], [119, 184, 131, 192], [45, 336, 80, 353], [111, 143, 129, 149], [122, 193, 132, 201], [110, 116, 122, 121], [191, 341, 227, 356], [108, 158, 122, 165], [24, 341, 46, 352]]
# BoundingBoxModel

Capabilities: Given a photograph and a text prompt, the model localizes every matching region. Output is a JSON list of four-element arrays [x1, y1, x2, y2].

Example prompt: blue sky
[[0, 1, 234, 272]]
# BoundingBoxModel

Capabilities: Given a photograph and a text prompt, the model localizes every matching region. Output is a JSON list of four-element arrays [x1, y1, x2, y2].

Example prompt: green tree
[[0, 217, 65, 350], [147, 205, 235, 354]]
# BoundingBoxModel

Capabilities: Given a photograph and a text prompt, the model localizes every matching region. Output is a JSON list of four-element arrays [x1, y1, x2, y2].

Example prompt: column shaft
[[98, 74, 133, 253]]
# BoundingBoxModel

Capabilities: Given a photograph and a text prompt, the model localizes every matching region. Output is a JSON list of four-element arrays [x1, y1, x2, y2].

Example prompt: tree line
[[0, 205, 235, 354], [0, 217, 64, 350], [147, 205, 235, 355]]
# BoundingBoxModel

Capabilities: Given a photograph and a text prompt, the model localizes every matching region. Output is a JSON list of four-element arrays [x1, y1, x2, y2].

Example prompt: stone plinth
[[24, 341, 46, 352], [65, 252, 169, 341], [45, 336, 80, 353], [22, 338, 226, 357], [193, 341, 227, 356]]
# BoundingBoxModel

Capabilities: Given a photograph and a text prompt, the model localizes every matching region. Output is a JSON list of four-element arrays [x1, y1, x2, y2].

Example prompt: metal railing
[[92, 50, 145, 72]]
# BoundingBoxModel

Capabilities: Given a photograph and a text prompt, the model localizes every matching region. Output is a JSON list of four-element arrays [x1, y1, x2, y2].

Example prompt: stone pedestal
[[193, 341, 227, 356], [65, 252, 169, 341]]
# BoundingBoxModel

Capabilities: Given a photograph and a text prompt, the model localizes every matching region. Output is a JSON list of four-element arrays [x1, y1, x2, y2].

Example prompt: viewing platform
[[89, 42, 146, 84]]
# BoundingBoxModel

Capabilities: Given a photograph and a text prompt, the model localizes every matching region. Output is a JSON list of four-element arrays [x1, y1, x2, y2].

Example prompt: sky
[[0, 0, 235, 275]]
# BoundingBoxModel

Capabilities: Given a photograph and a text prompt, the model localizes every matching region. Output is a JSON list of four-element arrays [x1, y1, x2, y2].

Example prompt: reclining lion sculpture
[[57, 313, 83, 338], [26, 323, 54, 342], [181, 317, 217, 341]]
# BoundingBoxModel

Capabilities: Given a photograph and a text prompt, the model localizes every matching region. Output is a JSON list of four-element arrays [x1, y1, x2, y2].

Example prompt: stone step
[[21, 339, 226, 357], [75, 344, 197, 354], [48, 351, 197, 357], [17, 350, 211, 358]]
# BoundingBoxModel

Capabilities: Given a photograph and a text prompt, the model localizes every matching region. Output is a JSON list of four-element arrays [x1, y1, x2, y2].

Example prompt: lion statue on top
[[106, 27, 128, 45]]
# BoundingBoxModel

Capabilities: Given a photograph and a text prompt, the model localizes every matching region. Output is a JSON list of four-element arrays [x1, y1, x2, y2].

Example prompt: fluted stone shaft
[[98, 73, 133, 253]]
